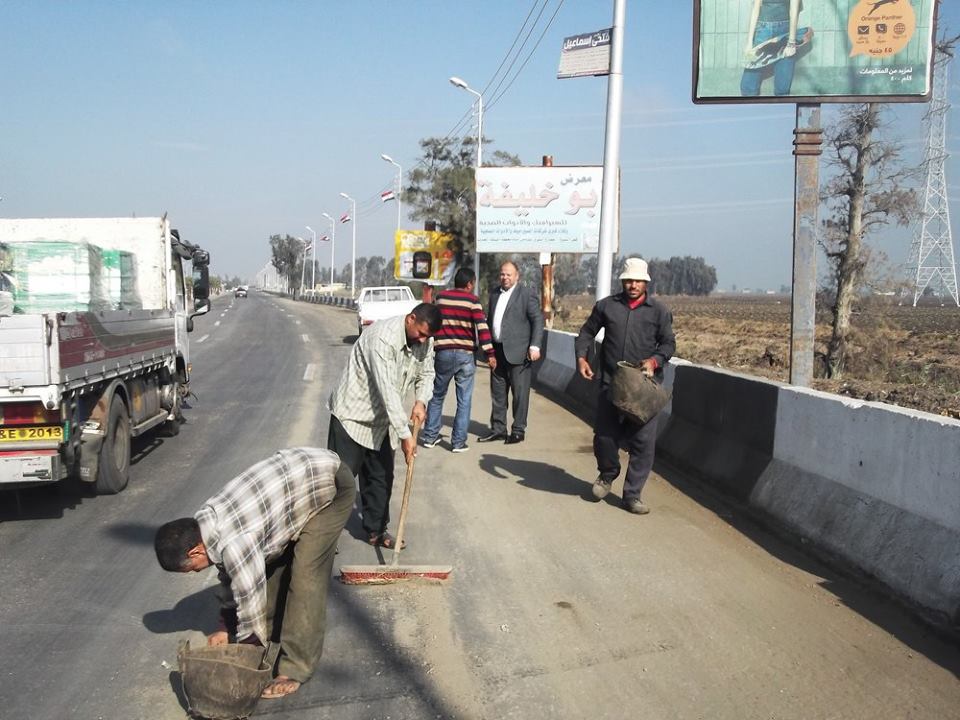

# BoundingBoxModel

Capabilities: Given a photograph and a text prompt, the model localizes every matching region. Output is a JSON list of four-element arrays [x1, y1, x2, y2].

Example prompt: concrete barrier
[[533, 328, 960, 628]]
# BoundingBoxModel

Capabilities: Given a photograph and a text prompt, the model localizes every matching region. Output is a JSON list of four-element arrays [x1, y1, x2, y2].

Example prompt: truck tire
[[95, 395, 131, 495]]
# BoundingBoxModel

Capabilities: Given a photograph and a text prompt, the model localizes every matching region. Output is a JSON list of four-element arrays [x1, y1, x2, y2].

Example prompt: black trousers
[[327, 415, 396, 537], [593, 389, 658, 501], [489, 343, 532, 435]]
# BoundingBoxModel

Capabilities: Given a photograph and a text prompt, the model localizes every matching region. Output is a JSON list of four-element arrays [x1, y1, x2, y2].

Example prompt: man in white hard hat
[[574, 257, 675, 514]]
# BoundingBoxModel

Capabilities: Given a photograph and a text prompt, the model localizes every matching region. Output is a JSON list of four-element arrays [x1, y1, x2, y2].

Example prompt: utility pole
[[595, 0, 626, 301]]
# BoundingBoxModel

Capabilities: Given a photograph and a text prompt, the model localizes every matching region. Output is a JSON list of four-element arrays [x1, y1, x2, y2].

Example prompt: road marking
[[301, 334, 310, 343], [303, 363, 317, 381], [196, 334, 210, 344], [296, 320, 301, 325], [215, 321, 221, 327]]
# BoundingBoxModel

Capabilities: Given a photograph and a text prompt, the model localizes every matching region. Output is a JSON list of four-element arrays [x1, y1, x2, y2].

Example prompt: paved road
[[1, 293, 957, 720]]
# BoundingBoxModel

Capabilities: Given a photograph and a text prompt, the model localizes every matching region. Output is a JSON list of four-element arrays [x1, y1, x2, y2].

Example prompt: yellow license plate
[[0, 425, 64, 442]]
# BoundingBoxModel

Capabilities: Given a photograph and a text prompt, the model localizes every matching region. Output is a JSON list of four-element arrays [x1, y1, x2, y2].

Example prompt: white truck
[[356, 285, 419, 335], [0, 217, 210, 494]]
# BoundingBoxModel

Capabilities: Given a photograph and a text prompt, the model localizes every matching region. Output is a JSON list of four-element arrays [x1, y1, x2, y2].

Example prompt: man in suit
[[479, 260, 544, 445]]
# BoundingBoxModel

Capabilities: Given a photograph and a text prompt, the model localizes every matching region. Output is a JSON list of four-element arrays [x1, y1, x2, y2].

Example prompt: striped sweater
[[433, 288, 495, 358]]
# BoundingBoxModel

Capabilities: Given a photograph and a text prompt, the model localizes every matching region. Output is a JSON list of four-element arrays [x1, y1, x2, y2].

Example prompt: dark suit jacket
[[488, 284, 545, 365]]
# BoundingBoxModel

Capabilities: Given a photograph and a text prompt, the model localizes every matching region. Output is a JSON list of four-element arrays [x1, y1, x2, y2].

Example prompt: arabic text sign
[[394, 230, 457, 283], [476, 166, 603, 254], [557, 28, 612, 79], [693, 0, 936, 103]]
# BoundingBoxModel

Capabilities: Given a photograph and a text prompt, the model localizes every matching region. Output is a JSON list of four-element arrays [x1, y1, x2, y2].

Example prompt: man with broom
[[329, 303, 442, 549], [153, 447, 355, 699]]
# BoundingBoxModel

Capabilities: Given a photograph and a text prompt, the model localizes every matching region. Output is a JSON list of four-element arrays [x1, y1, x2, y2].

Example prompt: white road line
[[301, 334, 310, 343], [196, 334, 210, 344], [215, 321, 221, 327], [296, 320, 301, 325], [303, 363, 317, 382]]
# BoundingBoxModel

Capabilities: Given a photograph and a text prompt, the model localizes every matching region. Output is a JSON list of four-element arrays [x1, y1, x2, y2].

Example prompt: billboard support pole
[[790, 102, 823, 387], [541, 155, 555, 329], [595, 0, 626, 302]]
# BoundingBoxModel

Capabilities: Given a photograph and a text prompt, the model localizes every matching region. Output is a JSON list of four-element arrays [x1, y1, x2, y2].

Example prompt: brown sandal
[[367, 532, 406, 550]]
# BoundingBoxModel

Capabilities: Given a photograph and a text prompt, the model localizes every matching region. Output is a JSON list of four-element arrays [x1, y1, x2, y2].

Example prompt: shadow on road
[[478, 453, 593, 500], [656, 458, 960, 679], [143, 585, 221, 635], [0, 481, 88, 522], [103, 521, 157, 545]]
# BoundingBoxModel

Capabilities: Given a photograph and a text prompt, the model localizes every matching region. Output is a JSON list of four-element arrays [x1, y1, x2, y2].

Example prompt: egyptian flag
[[339, 213, 351, 224], [381, 190, 396, 203], [319, 235, 329, 242]]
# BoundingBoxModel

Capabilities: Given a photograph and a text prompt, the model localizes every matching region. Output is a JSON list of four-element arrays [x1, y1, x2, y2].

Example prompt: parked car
[[235, 286, 248, 298], [356, 285, 418, 334]]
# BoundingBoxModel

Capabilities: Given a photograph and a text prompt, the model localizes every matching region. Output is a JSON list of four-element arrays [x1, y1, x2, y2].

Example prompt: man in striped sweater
[[420, 267, 496, 452]]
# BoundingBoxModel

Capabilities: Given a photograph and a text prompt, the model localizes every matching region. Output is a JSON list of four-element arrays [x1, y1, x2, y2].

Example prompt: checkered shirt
[[194, 447, 341, 643]]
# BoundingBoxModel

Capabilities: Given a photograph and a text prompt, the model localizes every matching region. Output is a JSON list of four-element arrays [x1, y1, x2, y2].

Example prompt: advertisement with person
[[693, 0, 938, 103]]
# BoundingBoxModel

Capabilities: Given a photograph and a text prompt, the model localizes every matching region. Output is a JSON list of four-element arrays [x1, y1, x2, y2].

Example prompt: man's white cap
[[619, 257, 651, 282]]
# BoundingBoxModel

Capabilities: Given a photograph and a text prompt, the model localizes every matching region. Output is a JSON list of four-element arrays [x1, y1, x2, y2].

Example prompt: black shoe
[[478, 431, 507, 443], [505, 432, 525, 445]]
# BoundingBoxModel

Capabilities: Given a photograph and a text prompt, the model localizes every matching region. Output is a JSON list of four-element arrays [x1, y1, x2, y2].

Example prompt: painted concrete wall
[[533, 328, 960, 626]]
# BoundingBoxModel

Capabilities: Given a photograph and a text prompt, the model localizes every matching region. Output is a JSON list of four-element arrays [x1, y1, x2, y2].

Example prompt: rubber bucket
[[177, 640, 278, 720]]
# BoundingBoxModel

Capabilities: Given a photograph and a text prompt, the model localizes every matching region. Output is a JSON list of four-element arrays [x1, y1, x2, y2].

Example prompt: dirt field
[[554, 293, 960, 418]]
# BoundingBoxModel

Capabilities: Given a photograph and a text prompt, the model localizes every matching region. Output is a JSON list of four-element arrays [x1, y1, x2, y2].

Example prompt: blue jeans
[[740, 20, 804, 97], [422, 350, 476, 448]]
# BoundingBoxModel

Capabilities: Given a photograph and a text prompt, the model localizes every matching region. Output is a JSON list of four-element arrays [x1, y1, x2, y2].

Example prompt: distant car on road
[[235, 286, 248, 298]]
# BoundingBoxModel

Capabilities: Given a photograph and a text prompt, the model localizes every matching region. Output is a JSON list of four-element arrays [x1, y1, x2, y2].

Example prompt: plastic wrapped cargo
[[8, 240, 111, 314], [101, 249, 142, 310]]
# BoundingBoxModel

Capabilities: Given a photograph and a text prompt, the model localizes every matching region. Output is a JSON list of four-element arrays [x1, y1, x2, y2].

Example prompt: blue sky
[[2, 1, 958, 291]]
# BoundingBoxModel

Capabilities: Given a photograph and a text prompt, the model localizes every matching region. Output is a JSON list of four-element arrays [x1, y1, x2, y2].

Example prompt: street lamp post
[[321, 212, 336, 287], [305, 225, 317, 291], [449, 76, 482, 279], [296, 236, 307, 296], [339, 192, 357, 296], [381, 153, 402, 234]]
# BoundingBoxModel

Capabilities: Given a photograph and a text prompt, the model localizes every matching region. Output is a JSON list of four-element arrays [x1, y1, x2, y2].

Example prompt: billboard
[[476, 166, 606, 254], [693, 0, 938, 103], [394, 230, 457, 284]]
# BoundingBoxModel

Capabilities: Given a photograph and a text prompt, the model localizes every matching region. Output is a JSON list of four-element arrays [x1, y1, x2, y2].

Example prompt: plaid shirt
[[194, 447, 341, 643], [329, 313, 434, 450]]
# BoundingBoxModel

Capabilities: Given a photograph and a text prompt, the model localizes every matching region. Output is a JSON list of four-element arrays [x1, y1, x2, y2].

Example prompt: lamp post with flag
[[380, 153, 402, 234], [339, 192, 357, 296], [449, 76, 482, 279], [321, 212, 336, 286], [305, 225, 317, 291]]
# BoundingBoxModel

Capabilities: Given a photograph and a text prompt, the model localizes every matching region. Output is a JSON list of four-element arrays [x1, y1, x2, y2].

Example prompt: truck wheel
[[95, 395, 131, 495]]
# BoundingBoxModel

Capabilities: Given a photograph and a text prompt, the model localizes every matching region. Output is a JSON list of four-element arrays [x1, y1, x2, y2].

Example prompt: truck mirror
[[193, 298, 211, 315], [193, 265, 210, 300]]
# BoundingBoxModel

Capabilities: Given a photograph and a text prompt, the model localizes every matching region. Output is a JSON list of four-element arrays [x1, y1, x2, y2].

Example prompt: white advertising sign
[[476, 166, 605, 254]]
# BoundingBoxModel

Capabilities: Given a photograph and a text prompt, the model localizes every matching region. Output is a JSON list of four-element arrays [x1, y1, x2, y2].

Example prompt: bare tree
[[819, 104, 918, 378]]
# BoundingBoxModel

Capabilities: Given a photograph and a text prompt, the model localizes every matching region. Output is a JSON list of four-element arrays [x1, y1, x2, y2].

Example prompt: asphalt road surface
[[1, 291, 958, 720]]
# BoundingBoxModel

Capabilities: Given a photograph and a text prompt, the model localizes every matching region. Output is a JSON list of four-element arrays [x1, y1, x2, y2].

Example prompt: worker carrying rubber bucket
[[154, 447, 355, 700]]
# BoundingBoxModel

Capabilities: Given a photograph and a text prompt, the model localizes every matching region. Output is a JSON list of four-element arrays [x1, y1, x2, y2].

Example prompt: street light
[[305, 225, 317, 291], [296, 236, 308, 296], [449, 75, 482, 278], [449, 77, 482, 168], [321, 212, 336, 286], [340, 192, 357, 296], [381, 153, 402, 235]]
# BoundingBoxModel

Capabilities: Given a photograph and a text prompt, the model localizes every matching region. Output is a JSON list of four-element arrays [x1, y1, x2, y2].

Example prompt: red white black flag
[[339, 213, 351, 224], [381, 190, 395, 203]]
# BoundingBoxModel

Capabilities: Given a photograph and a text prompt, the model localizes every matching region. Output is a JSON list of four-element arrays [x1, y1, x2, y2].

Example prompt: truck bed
[[0, 309, 176, 395]]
